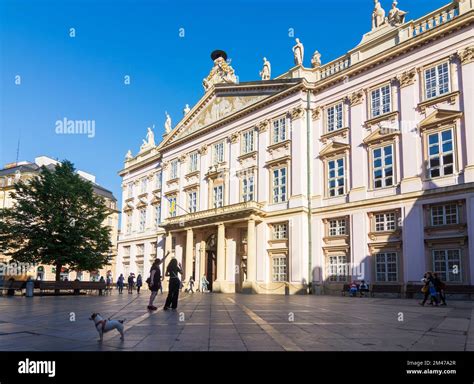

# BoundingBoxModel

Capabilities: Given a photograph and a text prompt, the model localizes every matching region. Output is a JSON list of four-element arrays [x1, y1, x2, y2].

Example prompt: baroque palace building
[[117, 0, 474, 295], [0, 156, 119, 281]]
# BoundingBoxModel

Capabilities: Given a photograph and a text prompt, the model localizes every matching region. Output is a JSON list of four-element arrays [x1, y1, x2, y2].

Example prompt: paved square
[[0, 293, 473, 351]]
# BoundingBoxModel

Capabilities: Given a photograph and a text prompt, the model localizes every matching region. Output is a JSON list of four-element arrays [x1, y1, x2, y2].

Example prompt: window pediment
[[363, 127, 400, 145], [418, 109, 463, 132], [319, 141, 350, 158]]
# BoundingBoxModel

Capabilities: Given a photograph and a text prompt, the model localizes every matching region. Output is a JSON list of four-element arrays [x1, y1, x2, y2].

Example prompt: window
[[328, 255, 347, 282], [213, 142, 224, 164], [272, 117, 287, 143], [123, 246, 130, 258], [272, 167, 287, 203], [242, 130, 255, 154], [327, 103, 343, 132], [371, 84, 391, 118], [126, 212, 132, 235], [127, 183, 133, 198], [213, 185, 223, 208], [375, 252, 398, 282], [272, 223, 288, 240], [329, 219, 346, 236], [140, 178, 147, 194], [433, 249, 461, 282], [154, 204, 161, 227], [374, 212, 396, 232], [169, 196, 177, 217], [373, 145, 394, 189], [188, 191, 197, 213], [425, 62, 450, 100], [431, 204, 458, 226], [139, 208, 146, 232], [170, 160, 178, 179], [136, 244, 144, 256], [427, 129, 454, 178], [189, 152, 199, 173], [272, 256, 287, 282], [328, 158, 345, 197], [242, 175, 254, 202], [155, 172, 162, 189]]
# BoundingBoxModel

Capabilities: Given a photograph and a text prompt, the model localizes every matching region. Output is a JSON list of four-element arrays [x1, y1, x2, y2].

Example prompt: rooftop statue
[[125, 149, 133, 160], [388, 1, 407, 26], [293, 38, 304, 66], [372, 0, 387, 30], [183, 104, 190, 115], [140, 126, 155, 151], [164, 112, 172, 134], [202, 50, 238, 91], [259, 57, 271, 80], [311, 50, 322, 68]]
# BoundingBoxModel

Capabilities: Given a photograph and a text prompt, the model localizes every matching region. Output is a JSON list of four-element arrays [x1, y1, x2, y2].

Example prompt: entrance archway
[[205, 234, 217, 291]]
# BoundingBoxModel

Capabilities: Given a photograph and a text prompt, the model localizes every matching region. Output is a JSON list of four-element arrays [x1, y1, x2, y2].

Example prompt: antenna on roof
[[15, 128, 21, 165]]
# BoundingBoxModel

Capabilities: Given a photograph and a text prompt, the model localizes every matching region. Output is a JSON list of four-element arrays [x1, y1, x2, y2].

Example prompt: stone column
[[185, 228, 194, 282], [213, 223, 226, 292], [243, 217, 256, 292], [199, 240, 206, 284]]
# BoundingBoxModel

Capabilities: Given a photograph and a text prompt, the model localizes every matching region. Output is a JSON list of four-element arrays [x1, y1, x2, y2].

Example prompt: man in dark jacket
[[147, 259, 162, 311]]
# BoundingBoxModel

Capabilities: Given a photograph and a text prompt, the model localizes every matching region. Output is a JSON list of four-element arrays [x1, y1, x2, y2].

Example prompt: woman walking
[[419, 271, 439, 306], [433, 272, 447, 306], [117, 274, 124, 294], [163, 259, 183, 311], [136, 274, 143, 294], [147, 259, 162, 311]]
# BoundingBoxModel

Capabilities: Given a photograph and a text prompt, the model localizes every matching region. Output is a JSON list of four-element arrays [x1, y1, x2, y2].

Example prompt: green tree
[[0, 160, 112, 281]]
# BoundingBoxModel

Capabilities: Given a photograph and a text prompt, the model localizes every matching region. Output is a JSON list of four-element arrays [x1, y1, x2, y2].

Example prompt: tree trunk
[[55, 263, 62, 295]]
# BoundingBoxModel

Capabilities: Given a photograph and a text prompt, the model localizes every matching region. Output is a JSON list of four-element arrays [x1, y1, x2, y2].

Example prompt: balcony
[[163, 201, 265, 229]]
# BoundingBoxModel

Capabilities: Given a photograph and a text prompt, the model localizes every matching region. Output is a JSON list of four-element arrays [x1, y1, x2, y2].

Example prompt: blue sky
[[1, 0, 449, 204]]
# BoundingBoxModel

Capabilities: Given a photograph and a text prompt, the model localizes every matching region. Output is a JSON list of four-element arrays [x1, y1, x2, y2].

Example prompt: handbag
[[421, 285, 428, 293]]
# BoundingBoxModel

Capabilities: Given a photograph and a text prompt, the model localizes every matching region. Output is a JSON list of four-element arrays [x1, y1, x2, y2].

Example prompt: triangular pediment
[[319, 141, 351, 157], [363, 127, 400, 145], [160, 80, 301, 148], [418, 109, 463, 131]]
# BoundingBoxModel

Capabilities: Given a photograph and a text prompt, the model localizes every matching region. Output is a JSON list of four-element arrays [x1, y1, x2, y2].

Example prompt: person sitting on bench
[[349, 281, 358, 297], [359, 280, 369, 297]]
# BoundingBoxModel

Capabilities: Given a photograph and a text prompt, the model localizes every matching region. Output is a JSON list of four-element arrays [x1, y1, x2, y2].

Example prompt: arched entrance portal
[[205, 234, 217, 292]]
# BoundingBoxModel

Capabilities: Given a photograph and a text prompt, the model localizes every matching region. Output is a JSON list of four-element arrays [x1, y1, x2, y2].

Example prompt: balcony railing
[[320, 55, 351, 80], [164, 201, 265, 227]]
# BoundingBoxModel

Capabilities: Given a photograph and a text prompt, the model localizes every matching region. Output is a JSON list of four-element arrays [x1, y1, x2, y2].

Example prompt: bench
[[0, 281, 26, 295], [38, 281, 106, 295], [370, 284, 402, 298]]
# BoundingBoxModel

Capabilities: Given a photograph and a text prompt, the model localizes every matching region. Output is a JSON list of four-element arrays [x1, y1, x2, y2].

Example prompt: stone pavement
[[0, 292, 473, 351]]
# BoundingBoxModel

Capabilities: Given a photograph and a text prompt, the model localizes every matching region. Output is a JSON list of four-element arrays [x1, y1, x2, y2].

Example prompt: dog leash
[[107, 294, 141, 319]]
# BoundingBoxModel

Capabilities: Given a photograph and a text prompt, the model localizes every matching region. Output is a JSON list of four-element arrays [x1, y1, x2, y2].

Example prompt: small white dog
[[89, 313, 125, 342]]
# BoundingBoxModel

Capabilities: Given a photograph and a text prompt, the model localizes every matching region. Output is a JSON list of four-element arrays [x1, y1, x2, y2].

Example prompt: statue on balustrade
[[388, 1, 407, 26], [292, 38, 304, 66], [372, 0, 387, 30], [259, 57, 271, 80]]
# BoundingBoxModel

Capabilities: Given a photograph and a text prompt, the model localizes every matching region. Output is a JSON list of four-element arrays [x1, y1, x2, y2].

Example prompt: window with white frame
[[189, 152, 199, 173], [213, 142, 224, 164], [188, 191, 197, 213], [427, 129, 454, 178], [374, 212, 396, 232], [430, 204, 458, 226], [433, 249, 461, 282], [127, 183, 133, 198], [373, 144, 394, 189], [272, 117, 287, 144], [242, 130, 255, 154], [155, 172, 162, 189], [424, 62, 450, 100], [140, 178, 147, 194], [168, 196, 177, 217], [154, 204, 161, 227], [327, 158, 345, 197], [242, 175, 254, 202], [213, 185, 223, 208], [138, 208, 146, 232], [136, 244, 144, 256], [327, 255, 347, 282], [126, 212, 132, 234], [371, 84, 391, 118], [123, 246, 130, 258], [329, 219, 346, 236], [272, 256, 287, 282], [375, 252, 398, 282], [272, 166, 287, 203], [272, 223, 288, 240], [327, 103, 343, 132], [170, 160, 178, 179]]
